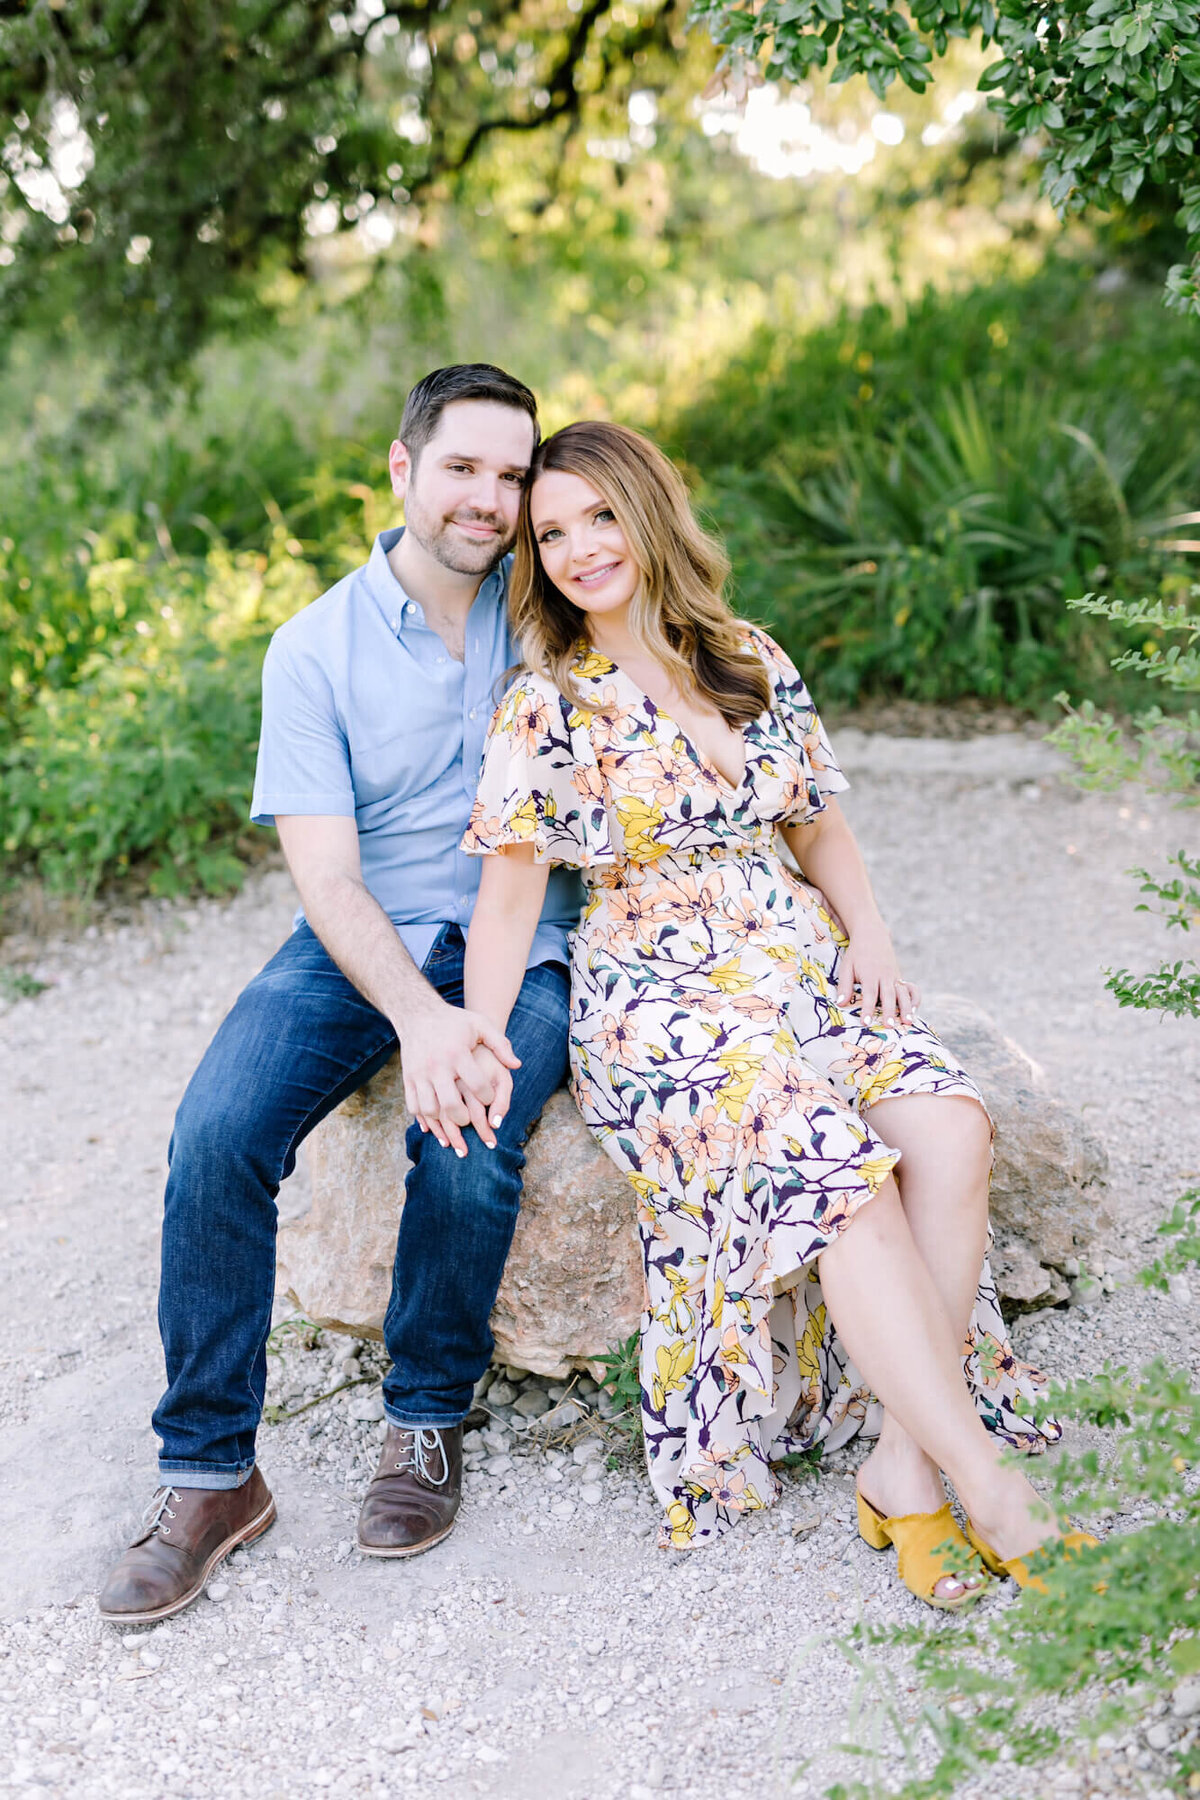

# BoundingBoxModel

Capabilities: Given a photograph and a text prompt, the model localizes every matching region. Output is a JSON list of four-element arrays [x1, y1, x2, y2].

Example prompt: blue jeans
[[153, 923, 570, 1489]]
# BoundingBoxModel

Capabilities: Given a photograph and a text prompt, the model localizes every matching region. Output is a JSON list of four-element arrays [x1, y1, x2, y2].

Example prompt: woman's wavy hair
[[508, 420, 771, 724]]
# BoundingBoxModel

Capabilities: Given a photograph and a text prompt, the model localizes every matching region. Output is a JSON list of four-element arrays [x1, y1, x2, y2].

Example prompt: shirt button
[[469, 709, 477, 720]]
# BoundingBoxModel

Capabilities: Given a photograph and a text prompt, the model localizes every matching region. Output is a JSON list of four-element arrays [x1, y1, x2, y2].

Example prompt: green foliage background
[[1, 35, 1198, 901]]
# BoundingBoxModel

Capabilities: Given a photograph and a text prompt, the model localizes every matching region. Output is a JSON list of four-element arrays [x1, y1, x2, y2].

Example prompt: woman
[[453, 421, 1088, 1607]]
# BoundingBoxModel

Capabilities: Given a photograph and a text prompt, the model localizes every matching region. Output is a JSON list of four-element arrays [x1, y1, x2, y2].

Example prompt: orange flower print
[[595, 1010, 637, 1066], [652, 870, 724, 924], [626, 746, 691, 806], [586, 684, 632, 754], [603, 883, 662, 950], [508, 688, 553, 755], [678, 1106, 736, 1176], [721, 893, 776, 946], [635, 1115, 681, 1181], [729, 990, 786, 1025], [572, 762, 608, 808]]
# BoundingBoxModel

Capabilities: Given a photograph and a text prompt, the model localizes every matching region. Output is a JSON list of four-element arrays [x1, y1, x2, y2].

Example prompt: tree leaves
[[692, 0, 1200, 317]]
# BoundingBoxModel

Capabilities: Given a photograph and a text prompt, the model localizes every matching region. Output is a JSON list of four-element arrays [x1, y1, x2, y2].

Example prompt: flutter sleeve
[[744, 624, 850, 822], [461, 673, 616, 869]]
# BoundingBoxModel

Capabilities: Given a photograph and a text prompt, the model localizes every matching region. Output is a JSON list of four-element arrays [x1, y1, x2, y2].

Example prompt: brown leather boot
[[357, 1424, 462, 1558], [98, 1468, 276, 1625]]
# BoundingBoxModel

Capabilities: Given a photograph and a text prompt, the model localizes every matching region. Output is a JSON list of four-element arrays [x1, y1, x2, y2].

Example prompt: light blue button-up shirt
[[250, 527, 581, 971]]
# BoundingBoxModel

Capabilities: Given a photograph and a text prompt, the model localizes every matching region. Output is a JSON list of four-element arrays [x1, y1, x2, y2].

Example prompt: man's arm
[[275, 815, 519, 1157]]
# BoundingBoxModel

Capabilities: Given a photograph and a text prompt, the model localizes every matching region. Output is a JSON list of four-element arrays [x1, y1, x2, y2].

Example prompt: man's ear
[[388, 439, 413, 500]]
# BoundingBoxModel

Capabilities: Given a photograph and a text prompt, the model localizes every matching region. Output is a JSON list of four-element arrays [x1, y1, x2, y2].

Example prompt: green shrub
[[671, 262, 1200, 706], [1, 533, 319, 897]]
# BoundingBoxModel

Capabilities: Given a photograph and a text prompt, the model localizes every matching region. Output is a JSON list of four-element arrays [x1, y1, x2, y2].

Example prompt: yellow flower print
[[574, 648, 617, 679], [858, 1054, 905, 1108], [795, 1301, 827, 1397], [628, 1172, 663, 1206], [661, 1264, 698, 1334], [615, 794, 668, 862], [651, 1339, 696, 1412], [713, 1046, 765, 1122], [799, 954, 832, 995], [712, 1276, 725, 1325], [666, 1500, 696, 1547], [856, 1150, 900, 1195], [706, 957, 756, 996], [505, 794, 543, 840]]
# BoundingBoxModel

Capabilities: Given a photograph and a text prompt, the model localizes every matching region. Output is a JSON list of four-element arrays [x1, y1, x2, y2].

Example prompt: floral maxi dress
[[463, 626, 1058, 1549]]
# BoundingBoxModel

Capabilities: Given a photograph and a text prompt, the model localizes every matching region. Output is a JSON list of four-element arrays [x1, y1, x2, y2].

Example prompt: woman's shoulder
[[488, 665, 579, 748], [735, 621, 805, 686]]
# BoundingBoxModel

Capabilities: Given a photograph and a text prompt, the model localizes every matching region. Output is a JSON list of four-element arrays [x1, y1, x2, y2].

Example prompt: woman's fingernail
[[491, 1112, 503, 1128], [456, 1148, 467, 1160]]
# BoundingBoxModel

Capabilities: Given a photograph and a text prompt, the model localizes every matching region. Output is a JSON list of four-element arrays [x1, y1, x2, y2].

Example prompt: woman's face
[[529, 469, 641, 621]]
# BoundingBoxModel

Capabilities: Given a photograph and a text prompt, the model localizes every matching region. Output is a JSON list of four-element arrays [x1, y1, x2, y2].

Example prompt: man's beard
[[404, 489, 514, 575]]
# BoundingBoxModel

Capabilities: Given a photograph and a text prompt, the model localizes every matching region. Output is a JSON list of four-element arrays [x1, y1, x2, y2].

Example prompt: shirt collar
[[363, 528, 509, 638]]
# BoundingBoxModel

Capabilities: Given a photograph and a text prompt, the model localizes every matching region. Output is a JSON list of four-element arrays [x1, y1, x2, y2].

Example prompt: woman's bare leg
[[853, 1096, 993, 1556], [819, 1177, 1055, 1566]]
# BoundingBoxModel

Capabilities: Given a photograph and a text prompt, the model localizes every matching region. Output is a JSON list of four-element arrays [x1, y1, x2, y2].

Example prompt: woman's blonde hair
[[509, 420, 771, 724]]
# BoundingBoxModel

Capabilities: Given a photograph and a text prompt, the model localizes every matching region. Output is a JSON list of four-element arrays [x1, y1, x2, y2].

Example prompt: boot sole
[[97, 1495, 277, 1626], [356, 1517, 457, 1559]]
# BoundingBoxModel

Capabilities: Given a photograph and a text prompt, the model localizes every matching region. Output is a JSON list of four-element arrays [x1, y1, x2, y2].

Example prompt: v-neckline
[[586, 650, 751, 795]]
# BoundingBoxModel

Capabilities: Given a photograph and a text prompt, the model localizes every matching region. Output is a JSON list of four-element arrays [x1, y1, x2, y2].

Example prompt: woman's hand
[[835, 923, 920, 1029]]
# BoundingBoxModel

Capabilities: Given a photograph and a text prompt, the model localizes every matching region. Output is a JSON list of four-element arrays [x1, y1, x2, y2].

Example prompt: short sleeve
[[461, 674, 616, 869], [250, 632, 355, 826], [743, 624, 849, 822]]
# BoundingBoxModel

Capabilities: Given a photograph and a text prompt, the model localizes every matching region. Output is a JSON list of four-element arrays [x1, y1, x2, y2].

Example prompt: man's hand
[[401, 999, 521, 1157]]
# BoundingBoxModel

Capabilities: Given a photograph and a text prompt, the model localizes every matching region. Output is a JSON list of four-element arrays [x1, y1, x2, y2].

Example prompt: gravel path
[[0, 727, 1196, 1800]]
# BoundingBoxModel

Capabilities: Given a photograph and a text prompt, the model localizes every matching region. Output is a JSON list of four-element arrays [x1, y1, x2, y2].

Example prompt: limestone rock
[[277, 1066, 643, 1378], [925, 992, 1111, 1305], [277, 995, 1109, 1361]]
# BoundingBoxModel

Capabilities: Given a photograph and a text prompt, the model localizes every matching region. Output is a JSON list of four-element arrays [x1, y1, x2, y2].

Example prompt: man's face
[[389, 399, 537, 575]]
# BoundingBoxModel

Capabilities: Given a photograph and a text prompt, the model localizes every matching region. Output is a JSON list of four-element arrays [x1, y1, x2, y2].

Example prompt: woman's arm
[[455, 844, 551, 1138], [781, 799, 919, 1027]]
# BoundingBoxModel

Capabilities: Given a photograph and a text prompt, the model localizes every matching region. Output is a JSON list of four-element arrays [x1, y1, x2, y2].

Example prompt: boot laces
[[392, 1428, 449, 1487], [143, 1485, 182, 1537]]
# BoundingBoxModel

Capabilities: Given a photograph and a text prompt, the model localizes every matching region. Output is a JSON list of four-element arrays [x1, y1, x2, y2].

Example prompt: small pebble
[[487, 1382, 518, 1407], [1172, 1678, 1200, 1719], [206, 1582, 230, 1601], [513, 1389, 551, 1418], [349, 1390, 385, 1422], [579, 1483, 604, 1506]]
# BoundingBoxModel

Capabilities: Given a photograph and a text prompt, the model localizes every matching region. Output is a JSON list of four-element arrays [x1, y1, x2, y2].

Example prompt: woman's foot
[[960, 1461, 1059, 1566], [857, 1438, 986, 1605]]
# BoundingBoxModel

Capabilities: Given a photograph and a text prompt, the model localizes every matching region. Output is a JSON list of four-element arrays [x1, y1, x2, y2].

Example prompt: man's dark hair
[[399, 364, 539, 463]]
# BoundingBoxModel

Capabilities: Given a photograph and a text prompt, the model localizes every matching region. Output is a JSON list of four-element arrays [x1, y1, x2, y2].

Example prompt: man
[[99, 364, 581, 1624]]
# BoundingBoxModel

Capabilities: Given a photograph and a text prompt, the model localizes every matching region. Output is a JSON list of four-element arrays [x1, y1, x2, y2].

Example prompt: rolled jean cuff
[[383, 1407, 467, 1432], [157, 1461, 255, 1491]]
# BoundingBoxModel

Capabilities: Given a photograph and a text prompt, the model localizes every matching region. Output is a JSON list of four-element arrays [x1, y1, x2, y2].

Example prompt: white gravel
[[0, 725, 1197, 1799]]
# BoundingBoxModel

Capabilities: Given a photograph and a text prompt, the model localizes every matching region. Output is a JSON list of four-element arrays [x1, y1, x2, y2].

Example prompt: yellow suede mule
[[964, 1519, 1101, 1595], [856, 1490, 991, 1611]]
